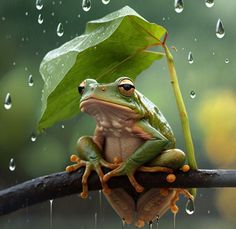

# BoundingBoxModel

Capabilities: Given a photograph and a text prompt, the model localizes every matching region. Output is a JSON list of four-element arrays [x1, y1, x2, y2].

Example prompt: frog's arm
[[151, 107, 176, 148], [103, 119, 170, 192]]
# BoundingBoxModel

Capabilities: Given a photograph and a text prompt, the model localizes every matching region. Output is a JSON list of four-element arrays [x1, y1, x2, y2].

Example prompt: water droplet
[[38, 14, 43, 24], [49, 199, 53, 229], [2, 16, 6, 21], [31, 133, 37, 142], [77, 14, 81, 18], [9, 158, 16, 171], [173, 212, 176, 229], [188, 51, 194, 64], [190, 91, 196, 99], [216, 19, 225, 38], [102, 0, 110, 4], [121, 218, 126, 228], [162, 17, 165, 21], [51, 12, 55, 17], [28, 74, 34, 86], [207, 210, 210, 214], [149, 221, 153, 229], [61, 124, 65, 129], [4, 93, 12, 110], [205, 0, 214, 8], [225, 58, 229, 64], [94, 212, 98, 229], [82, 0, 91, 12], [25, 12, 29, 16], [56, 23, 64, 37], [185, 198, 195, 214], [174, 0, 184, 13], [36, 0, 43, 10], [156, 215, 159, 229], [13, 62, 16, 66]]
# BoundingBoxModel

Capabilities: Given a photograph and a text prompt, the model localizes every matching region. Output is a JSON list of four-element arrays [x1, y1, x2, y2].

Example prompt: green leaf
[[38, 6, 166, 132]]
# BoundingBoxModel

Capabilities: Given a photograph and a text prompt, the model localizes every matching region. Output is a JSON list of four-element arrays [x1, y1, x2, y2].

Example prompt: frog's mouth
[[80, 98, 140, 120]]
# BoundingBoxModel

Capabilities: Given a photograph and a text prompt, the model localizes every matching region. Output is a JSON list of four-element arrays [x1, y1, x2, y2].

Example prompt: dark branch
[[1, 169, 236, 216]]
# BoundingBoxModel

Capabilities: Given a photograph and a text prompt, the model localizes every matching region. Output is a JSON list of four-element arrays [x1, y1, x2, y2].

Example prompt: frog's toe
[[100, 159, 118, 169], [128, 174, 144, 193], [80, 164, 92, 199], [135, 219, 145, 228], [139, 165, 173, 173], [95, 165, 111, 194]]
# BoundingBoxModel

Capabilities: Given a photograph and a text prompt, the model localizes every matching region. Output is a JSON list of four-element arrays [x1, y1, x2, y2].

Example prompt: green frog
[[66, 77, 192, 227]]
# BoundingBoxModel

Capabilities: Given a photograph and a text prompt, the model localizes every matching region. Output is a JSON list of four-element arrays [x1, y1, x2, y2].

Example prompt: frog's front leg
[[103, 120, 171, 193], [66, 136, 117, 198]]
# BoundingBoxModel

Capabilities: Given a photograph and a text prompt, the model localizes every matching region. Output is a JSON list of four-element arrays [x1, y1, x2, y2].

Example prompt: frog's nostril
[[101, 87, 106, 92]]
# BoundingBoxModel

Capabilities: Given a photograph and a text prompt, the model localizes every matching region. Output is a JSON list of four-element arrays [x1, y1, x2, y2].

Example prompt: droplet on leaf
[[205, 0, 214, 8], [102, 0, 110, 4], [190, 91, 196, 99], [31, 133, 37, 142], [38, 14, 43, 24], [188, 51, 193, 64], [28, 74, 34, 86], [82, 0, 91, 12], [36, 0, 43, 10], [4, 93, 12, 110], [216, 19, 225, 38], [56, 23, 64, 37], [9, 158, 16, 171], [185, 198, 195, 214], [174, 0, 184, 13]]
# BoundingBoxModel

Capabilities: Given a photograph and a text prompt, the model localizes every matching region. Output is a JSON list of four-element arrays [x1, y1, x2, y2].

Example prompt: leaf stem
[[162, 44, 198, 170]]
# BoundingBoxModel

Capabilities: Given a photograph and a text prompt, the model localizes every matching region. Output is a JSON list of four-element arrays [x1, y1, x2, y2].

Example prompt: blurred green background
[[0, 0, 236, 228]]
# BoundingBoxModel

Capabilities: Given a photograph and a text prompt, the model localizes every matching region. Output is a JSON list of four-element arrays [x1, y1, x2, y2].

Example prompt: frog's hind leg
[[139, 148, 186, 172], [103, 188, 135, 225], [136, 188, 176, 228]]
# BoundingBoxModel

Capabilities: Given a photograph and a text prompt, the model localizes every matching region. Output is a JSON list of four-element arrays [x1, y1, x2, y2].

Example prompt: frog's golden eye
[[118, 79, 135, 96], [78, 80, 86, 95]]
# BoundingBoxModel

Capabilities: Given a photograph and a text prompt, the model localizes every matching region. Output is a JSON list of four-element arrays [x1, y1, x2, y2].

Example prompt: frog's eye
[[118, 79, 135, 96], [78, 80, 86, 95]]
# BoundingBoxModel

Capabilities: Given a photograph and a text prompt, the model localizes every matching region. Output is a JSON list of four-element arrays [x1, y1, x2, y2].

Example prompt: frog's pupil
[[78, 86, 85, 94], [119, 84, 135, 91]]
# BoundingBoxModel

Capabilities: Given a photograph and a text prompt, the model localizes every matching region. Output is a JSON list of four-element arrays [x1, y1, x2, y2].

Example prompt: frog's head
[[78, 77, 146, 120]]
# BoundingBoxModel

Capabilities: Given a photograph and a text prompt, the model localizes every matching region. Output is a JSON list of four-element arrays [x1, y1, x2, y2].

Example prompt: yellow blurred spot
[[197, 91, 236, 167], [216, 189, 236, 222]]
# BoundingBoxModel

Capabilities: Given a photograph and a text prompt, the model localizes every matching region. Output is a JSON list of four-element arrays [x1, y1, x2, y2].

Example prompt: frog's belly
[[104, 136, 145, 162]]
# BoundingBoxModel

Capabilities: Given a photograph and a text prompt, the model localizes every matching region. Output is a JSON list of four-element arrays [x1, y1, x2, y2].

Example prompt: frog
[[66, 77, 193, 227]]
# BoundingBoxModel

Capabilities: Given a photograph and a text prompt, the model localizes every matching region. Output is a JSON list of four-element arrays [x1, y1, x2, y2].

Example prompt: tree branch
[[1, 169, 236, 216]]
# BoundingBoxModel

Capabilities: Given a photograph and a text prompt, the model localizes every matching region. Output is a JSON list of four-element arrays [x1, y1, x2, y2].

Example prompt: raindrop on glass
[[56, 23, 64, 37], [4, 93, 12, 110], [216, 19, 225, 38], [31, 133, 37, 142], [9, 158, 16, 171], [188, 51, 193, 64], [28, 74, 34, 87], [225, 58, 229, 64], [38, 14, 43, 24], [185, 198, 195, 214], [82, 0, 91, 12], [190, 91, 196, 99], [36, 0, 43, 10], [174, 0, 184, 13], [102, 0, 110, 4], [205, 0, 214, 8]]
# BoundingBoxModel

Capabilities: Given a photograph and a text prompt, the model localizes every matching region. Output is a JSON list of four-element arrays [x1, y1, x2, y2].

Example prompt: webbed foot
[[66, 154, 117, 198], [103, 163, 144, 193]]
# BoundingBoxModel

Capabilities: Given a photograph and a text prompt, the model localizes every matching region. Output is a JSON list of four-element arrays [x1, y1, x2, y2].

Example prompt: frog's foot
[[138, 165, 173, 173], [66, 154, 117, 198], [170, 189, 194, 214], [103, 164, 144, 193]]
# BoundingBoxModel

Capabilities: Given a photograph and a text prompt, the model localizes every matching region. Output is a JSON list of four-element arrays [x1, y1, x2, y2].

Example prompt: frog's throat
[[80, 98, 140, 119]]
